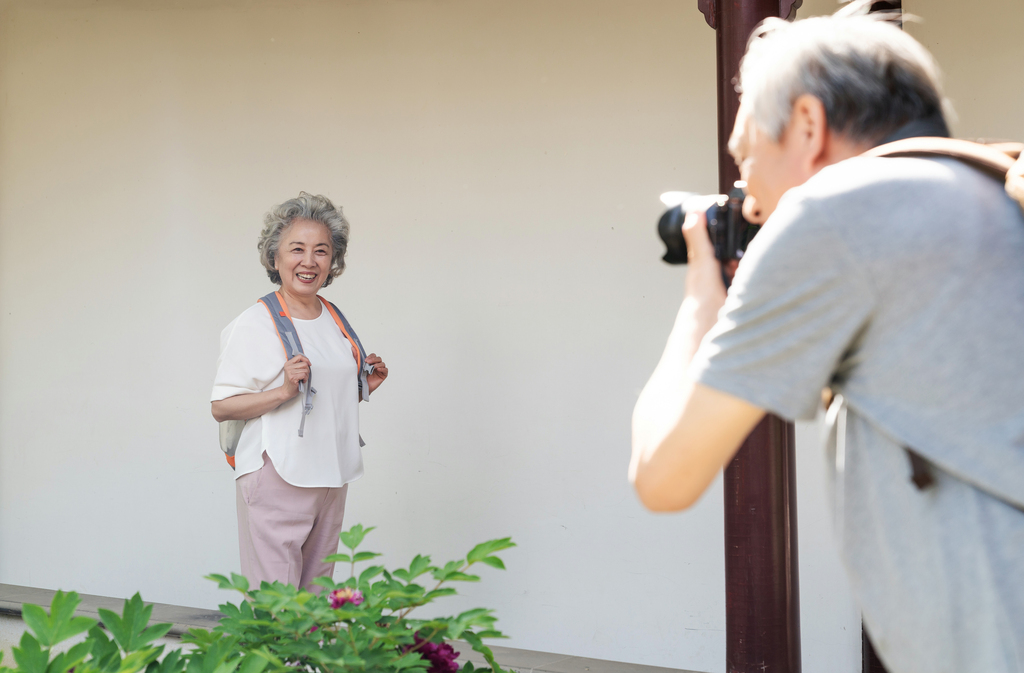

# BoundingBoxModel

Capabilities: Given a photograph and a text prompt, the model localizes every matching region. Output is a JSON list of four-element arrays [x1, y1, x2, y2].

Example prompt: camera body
[[658, 182, 760, 265]]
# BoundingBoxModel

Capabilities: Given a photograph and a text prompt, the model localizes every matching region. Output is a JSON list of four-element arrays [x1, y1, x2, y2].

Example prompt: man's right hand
[[681, 210, 731, 335]]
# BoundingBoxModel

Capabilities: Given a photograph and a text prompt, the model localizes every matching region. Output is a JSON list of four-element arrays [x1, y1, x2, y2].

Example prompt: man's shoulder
[[775, 154, 1021, 245], [798, 155, 1003, 209]]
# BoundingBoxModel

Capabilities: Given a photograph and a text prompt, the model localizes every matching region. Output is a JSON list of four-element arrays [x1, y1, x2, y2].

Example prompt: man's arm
[[630, 212, 765, 512]]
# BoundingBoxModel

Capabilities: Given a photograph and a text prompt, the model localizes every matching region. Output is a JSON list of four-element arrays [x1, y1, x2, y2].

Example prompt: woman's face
[[274, 218, 333, 299]]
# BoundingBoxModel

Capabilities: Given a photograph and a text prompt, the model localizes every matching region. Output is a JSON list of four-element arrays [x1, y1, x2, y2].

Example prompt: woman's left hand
[[366, 353, 388, 394]]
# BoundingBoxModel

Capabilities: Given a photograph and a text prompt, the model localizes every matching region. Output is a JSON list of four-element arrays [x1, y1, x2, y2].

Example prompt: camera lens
[[657, 205, 688, 264]]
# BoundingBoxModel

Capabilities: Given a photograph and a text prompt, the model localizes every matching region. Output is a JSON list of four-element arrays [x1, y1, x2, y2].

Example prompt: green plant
[[0, 591, 180, 673], [0, 525, 515, 673]]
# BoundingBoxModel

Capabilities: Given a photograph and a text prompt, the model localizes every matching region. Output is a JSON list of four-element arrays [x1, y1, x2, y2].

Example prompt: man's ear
[[789, 93, 829, 174]]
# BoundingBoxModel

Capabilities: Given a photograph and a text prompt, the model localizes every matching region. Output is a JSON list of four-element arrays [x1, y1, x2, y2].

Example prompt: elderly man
[[630, 8, 1024, 673]]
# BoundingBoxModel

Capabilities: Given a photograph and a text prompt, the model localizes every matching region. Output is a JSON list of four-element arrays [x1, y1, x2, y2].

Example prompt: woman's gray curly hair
[[257, 192, 350, 288]]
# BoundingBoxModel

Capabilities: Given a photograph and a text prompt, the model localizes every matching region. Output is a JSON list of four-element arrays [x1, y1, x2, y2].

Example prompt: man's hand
[[681, 209, 731, 337], [629, 209, 764, 512]]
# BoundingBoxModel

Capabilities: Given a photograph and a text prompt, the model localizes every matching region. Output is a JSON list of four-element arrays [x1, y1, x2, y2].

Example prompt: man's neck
[[876, 111, 951, 145]]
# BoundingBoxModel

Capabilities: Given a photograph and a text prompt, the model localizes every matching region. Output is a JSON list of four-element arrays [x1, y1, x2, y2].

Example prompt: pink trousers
[[236, 452, 349, 591]]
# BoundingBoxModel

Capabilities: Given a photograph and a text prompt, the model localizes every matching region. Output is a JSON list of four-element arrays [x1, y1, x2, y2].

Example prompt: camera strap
[[865, 137, 1024, 213]]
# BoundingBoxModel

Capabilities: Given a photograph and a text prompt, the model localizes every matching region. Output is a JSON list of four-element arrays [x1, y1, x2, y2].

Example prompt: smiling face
[[274, 218, 334, 300]]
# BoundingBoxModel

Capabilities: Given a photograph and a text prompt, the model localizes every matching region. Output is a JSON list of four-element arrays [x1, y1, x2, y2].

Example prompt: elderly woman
[[210, 192, 387, 590]]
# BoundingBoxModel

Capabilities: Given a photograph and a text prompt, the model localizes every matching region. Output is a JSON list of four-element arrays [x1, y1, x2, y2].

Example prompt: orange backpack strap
[[865, 137, 1024, 212], [318, 296, 372, 402]]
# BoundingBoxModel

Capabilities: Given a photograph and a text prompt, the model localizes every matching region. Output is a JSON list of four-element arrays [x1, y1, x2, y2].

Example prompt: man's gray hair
[[257, 192, 350, 288], [737, 5, 949, 144]]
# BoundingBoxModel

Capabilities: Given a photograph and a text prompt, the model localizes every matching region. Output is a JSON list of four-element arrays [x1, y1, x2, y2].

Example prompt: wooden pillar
[[697, 2, 803, 671]]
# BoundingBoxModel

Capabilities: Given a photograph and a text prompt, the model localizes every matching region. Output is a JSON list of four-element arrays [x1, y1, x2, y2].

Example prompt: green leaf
[[116, 649, 162, 673], [21, 592, 97, 647], [466, 539, 515, 565], [139, 623, 173, 646], [204, 574, 248, 594], [236, 653, 269, 673], [87, 625, 122, 670], [390, 652, 429, 671], [409, 555, 433, 577], [310, 576, 340, 591], [98, 594, 172, 654], [20, 605, 53, 646], [47, 640, 93, 673], [338, 524, 375, 551], [13, 631, 50, 673], [352, 551, 381, 563], [424, 588, 458, 600], [145, 649, 185, 673], [322, 553, 351, 563], [358, 565, 385, 584], [462, 632, 503, 673], [228, 574, 250, 594], [473, 629, 506, 639], [478, 557, 506, 570]]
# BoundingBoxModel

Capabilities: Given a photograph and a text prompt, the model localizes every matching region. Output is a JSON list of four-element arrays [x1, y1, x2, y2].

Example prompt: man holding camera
[[630, 9, 1023, 673]]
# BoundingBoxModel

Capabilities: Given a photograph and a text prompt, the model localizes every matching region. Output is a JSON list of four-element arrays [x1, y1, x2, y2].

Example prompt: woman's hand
[[365, 353, 388, 394], [281, 354, 312, 400]]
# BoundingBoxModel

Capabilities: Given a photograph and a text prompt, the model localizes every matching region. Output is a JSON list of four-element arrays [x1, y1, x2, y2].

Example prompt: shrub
[[0, 525, 514, 673]]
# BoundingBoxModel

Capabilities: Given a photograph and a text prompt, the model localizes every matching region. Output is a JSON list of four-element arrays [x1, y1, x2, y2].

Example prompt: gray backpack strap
[[258, 292, 317, 437], [321, 298, 373, 403]]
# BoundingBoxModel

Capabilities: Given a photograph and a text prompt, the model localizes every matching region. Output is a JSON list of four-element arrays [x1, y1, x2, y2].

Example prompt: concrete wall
[[0, 1, 1020, 672]]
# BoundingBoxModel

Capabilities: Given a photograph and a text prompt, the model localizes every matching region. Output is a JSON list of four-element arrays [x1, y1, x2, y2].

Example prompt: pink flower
[[329, 587, 364, 609]]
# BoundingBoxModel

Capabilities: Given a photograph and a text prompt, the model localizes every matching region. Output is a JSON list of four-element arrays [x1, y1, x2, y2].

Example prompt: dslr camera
[[657, 181, 760, 265]]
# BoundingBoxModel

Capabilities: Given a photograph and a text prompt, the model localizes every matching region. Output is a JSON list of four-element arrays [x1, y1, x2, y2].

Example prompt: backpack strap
[[865, 137, 1024, 212], [318, 297, 372, 403], [258, 291, 317, 437]]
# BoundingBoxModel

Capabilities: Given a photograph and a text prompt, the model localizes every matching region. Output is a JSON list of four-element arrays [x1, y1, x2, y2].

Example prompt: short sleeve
[[211, 306, 288, 402], [689, 197, 875, 421]]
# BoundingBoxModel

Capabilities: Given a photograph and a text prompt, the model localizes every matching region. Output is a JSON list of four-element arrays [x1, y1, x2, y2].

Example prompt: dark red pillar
[[697, 2, 803, 671]]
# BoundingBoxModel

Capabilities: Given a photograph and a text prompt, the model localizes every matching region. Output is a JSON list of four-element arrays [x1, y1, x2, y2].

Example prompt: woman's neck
[[279, 288, 323, 320]]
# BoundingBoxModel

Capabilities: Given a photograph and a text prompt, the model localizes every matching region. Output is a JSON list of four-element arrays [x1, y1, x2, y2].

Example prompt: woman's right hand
[[280, 355, 312, 400]]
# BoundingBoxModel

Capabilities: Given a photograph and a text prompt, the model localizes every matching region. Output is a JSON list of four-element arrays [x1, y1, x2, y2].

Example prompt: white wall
[[0, 1, 1020, 672]]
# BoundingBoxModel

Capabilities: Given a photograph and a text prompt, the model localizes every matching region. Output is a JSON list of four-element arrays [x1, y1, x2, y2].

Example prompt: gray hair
[[736, 3, 949, 145], [257, 192, 350, 288]]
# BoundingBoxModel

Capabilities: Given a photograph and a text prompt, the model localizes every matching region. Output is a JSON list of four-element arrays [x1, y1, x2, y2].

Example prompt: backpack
[[217, 291, 372, 469]]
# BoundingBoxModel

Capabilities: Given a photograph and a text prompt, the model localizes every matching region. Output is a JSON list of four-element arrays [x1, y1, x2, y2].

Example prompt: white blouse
[[211, 302, 364, 487]]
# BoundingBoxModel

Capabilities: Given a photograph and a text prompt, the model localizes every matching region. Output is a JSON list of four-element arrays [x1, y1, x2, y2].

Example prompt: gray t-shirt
[[691, 155, 1024, 673]]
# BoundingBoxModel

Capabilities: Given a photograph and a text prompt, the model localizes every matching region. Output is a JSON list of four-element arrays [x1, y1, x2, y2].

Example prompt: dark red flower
[[412, 634, 460, 673]]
